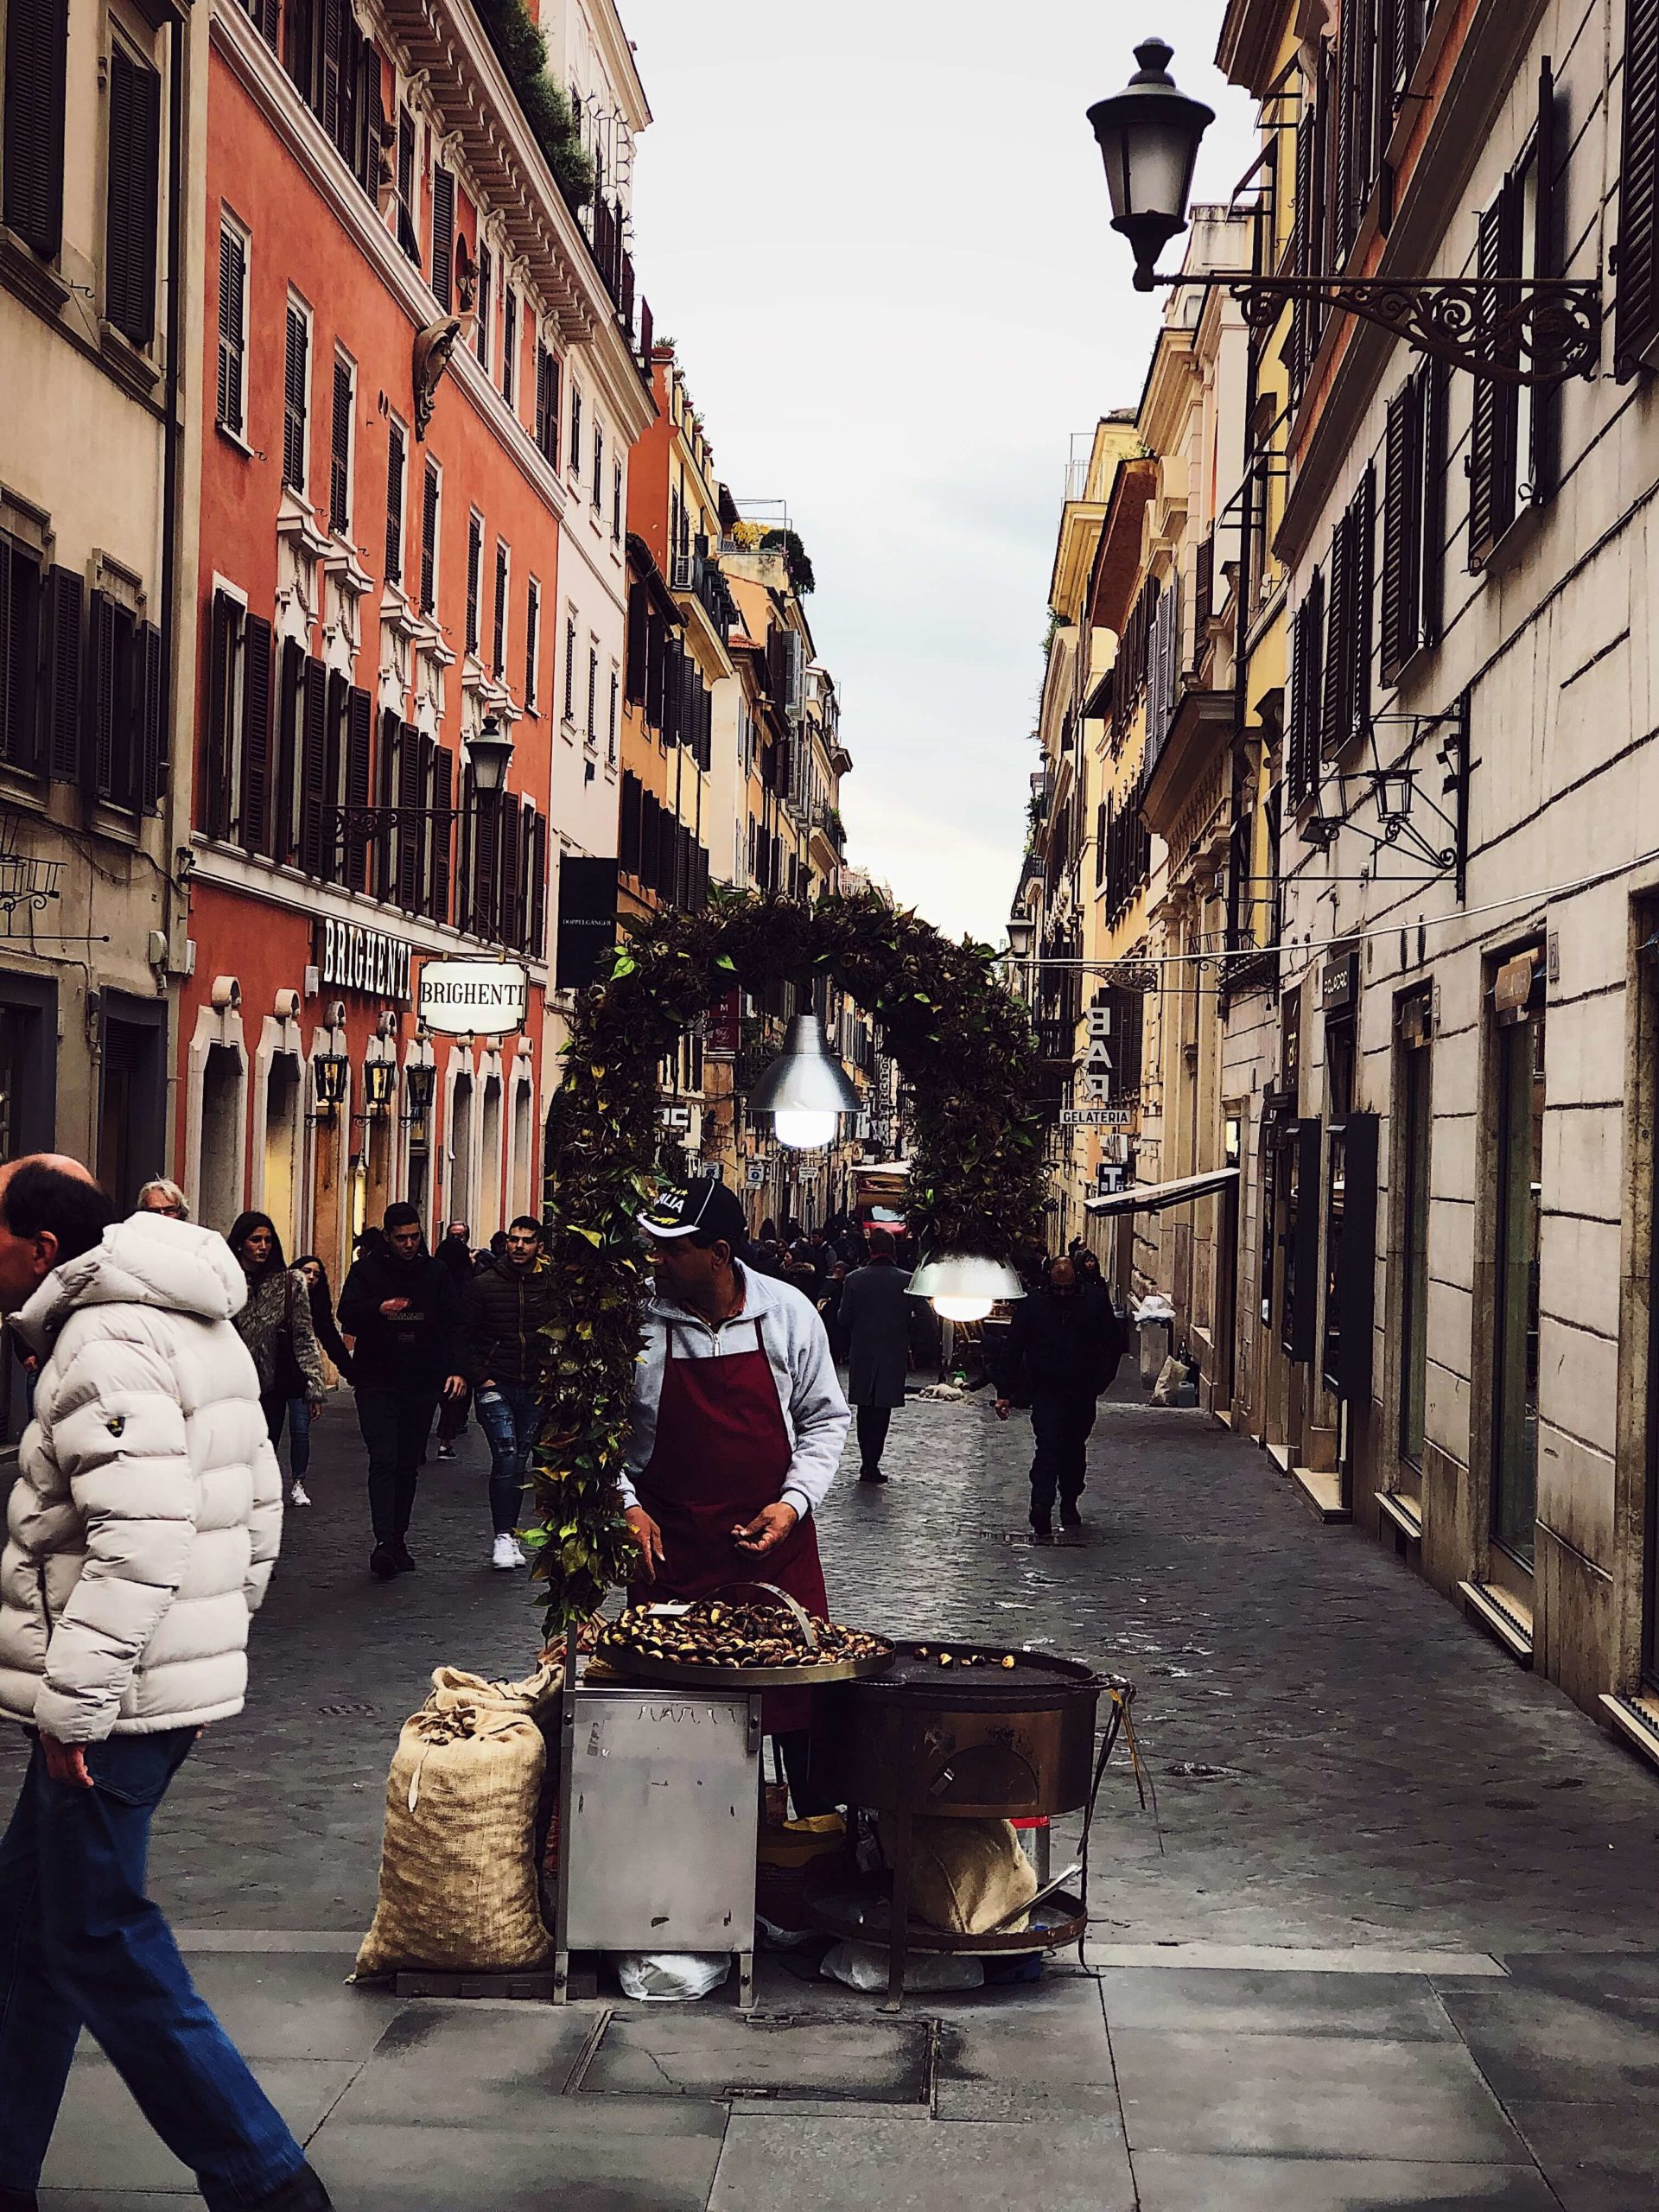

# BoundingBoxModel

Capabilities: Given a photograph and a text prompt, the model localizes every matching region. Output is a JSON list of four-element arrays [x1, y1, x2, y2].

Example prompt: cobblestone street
[[7, 1382, 1659, 2207]]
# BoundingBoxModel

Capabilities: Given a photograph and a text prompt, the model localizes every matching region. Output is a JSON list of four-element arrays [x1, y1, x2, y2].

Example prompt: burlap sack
[[879, 1815, 1040, 1936], [353, 1663, 561, 1978]]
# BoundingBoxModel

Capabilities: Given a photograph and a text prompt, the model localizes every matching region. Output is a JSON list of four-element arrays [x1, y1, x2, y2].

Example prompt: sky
[[619, 2, 1255, 945]]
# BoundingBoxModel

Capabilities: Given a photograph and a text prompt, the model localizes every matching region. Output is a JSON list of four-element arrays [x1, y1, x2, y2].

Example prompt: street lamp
[[467, 712, 513, 795], [1006, 915, 1035, 960], [909, 1251, 1027, 1325], [363, 1059, 397, 1114], [313, 1050, 350, 1113], [748, 1013, 861, 1151], [1374, 766, 1415, 827], [1086, 41, 1601, 385], [1086, 37, 1214, 293]]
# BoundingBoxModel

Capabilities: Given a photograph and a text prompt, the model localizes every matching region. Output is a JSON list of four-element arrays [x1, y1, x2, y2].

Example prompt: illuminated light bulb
[[772, 1107, 838, 1150], [932, 1294, 995, 1323]]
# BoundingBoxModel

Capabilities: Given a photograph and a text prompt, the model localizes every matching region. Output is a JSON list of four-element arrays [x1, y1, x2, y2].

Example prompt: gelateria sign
[[416, 957, 529, 1037]]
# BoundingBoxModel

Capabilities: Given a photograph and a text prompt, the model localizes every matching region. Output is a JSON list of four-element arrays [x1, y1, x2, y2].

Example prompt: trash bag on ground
[[1152, 1353, 1188, 1406], [616, 1952, 731, 2002], [354, 1663, 559, 1980]]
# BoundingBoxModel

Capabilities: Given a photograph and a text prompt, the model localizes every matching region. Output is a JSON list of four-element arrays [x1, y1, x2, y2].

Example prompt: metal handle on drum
[[705, 1580, 822, 1654]]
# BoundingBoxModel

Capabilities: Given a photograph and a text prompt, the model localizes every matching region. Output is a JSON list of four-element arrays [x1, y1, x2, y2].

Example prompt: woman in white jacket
[[0, 1156, 331, 2212]]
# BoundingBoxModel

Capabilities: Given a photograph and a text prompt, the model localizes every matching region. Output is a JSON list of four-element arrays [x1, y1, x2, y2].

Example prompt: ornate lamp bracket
[[1217, 276, 1602, 387]]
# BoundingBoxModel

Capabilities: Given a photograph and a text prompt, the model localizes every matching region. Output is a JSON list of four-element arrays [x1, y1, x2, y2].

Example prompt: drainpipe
[[158, 0, 187, 1151]]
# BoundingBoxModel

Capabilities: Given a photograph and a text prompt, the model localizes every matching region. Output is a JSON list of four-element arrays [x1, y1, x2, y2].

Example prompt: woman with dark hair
[[226, 1212, 326, 1508], [294, 1253, 353, 1382]]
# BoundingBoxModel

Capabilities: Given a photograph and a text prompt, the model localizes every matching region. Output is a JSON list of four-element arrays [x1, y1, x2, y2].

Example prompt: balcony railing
[[671, 540, 738, 638]]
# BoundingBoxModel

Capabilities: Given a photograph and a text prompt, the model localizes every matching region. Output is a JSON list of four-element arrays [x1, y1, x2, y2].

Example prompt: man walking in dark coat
[[337, 1204, 467, 1579], [993, 1255, 1126, 1537], [463, 1217, 556, 1572], [837, 1230, 912, 1484]]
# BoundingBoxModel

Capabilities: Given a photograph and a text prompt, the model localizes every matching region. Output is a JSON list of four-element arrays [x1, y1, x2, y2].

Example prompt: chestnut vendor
[[622, 1179, 851, 1801]]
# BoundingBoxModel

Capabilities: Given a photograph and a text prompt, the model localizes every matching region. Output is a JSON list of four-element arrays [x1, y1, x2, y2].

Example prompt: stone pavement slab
[[1109, 2027, 1526, 2161], [1131, 2152, 1563, 2210], [1096, 1965, 1461, 2040], [709, 2113, 1137, 2212], [39, 2055, 359, 2194], [1505, 2094, 1659, 2210], [318, 1999, 603, 2120], [931, 1970, 1119, 2121], [306, 2109, 726, 2212]]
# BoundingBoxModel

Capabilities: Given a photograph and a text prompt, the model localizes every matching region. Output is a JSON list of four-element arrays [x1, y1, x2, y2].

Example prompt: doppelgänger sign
[[416, 957, 529, 1037]]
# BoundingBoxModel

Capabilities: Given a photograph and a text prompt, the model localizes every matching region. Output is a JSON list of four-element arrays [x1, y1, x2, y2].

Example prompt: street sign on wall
[[1062, 1106, 1134, 1128], [556, 855, 619, 990], [417, 957, 529, 1036]]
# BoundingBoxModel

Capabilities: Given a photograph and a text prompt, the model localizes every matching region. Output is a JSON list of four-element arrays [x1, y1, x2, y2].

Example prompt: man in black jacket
[[337, 1204, 467, 1579], [993, 1255, 1126, 1538], [463, 1217, 556, 1571]]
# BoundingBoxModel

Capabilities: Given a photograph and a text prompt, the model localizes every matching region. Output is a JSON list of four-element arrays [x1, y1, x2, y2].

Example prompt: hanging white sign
[[416, 957, 529, 1036]]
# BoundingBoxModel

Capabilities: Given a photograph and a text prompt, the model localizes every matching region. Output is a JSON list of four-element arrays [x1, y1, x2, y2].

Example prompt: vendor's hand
[[40, 1733, 92, 1790], [994, 1398, 1012, 1421], [625, 1505, 664, 1581], [441, 1373, 467, 1402], [378, 1297, 410, 1317], [731, 1501, 799, 1557]]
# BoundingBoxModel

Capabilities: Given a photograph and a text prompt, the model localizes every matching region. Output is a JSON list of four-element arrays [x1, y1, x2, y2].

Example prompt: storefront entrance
[[99, 995, 168, 1212], [1489, 958, 1544, 1581]]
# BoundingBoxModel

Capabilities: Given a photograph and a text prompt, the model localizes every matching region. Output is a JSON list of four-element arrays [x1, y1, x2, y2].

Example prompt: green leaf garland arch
[[529, 885, 1046, 1627]]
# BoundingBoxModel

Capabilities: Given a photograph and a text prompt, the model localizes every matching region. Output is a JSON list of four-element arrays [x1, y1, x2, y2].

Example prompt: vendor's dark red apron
[[632, 1314, 826, 1735]]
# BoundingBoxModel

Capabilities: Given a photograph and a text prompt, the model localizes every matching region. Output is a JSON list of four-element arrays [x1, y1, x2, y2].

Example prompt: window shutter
[[1288, 568, 1324, 811], [465, 514, 481, 653], [535, 343, 561, 467], [238, 613, 273, 853], [620, 770, 641, 874], [1618, 0, 1659, 376], [493, 541, 507, 677], [1348, 466, 1374, 747], [1528, 60, 1560, 502], [1319, 512, 1348, 760], [499, 798, 523, 948], [502, 288, 517, 405], [385, 420, 405, 582], [1419, 359, 1449, 648], [474, 790, 499, 937], [524, 579, 539, 706], [1380, 385, 1419, 682], [1469, 195, 1519, 566], [529, 810, 547, 957], [217, 224, 245, 433], [0, 541, 31, 772], [430, 164, 454, 311], [397, 715, 423, 909], [373, 707, 397, 897], [476, 243, 492, 367], [420, 461, 439, 612], [320, 669, 346, 884], [328, 359, 352, 535], [42, 563, 82, 783], [283, 0, 315, 99], [320, 0, 345, 144], [396, 103, 419, 262], [105, 45, 161, 348], [84, 590, 118, 800], [273, 637, 302, 862], [297, 656, 328, 873], [138, 619, 164, 812], [1290, 100, 1321, 385], [1333, 0, 1357, 265], [431, 745, 454, 922], [342, 682, 372, 887], [283, 305, 309, 493], [3, 0, 69, 259]]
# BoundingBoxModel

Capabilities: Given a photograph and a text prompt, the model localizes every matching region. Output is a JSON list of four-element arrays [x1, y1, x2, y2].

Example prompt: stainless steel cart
[[552, 1680, 762, 2007]]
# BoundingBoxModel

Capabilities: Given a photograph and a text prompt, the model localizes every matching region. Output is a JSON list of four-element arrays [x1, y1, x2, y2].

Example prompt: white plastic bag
[[615, 1952, 731, 2002], [819, 1940, 984, 1993]]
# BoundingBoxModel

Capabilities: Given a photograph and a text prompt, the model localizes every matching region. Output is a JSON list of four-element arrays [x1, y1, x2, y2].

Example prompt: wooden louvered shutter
[[1419, 359, 1449, 648], [1288, 569, 1324, 812], [498, 798, 522, 948], [1469, 196, 1518, 567], [374, 707, 397, 898], [1290, 100, 1320, 385], [430, 165, 454, 311], [0, 540, 35, 772], [1319, 512, 1348, 760], [297, 657, 328, 874], [320, 0, 344, 144], [473, 791, 499, 939], [385, 421, 405, 583], [320, 670, 346, 883], [431, 745, 454, 922], [85, 590, 117, 799], [529, 810, 547, 957], [283, 305, 308, 492], [217, 225, 245, 433], [1528, 60, 1560, 502], [274, 637, 302, 861], [3, 0, 69, 258], [257, 0, 278, 48], [328, 359, 352, 536], [238, 613, 273, 853], [343, 683, 372, 887], [465, 514, 480, 653], [420, 463, 438, 609], [283, 0, 314, 99], [105, 45, 161, 348], [1380, 385, 1417, 682], [620, 771, 641, 874], [43, 563, 82, 783], [492, 541, 507, 676], [1348, 467, 1374, 747], [1618, 0, 1659, 376], [396, 718, 423, 910], [139, 620, 164, 810]]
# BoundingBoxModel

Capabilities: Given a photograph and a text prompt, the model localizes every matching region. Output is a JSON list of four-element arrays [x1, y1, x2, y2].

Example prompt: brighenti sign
[[416, 957, 530, 1037]]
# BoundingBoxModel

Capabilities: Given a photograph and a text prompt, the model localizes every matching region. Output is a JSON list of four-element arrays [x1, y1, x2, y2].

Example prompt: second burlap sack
[[879, 1814, 1040, 1936], [354, 1663, 559, 1979]]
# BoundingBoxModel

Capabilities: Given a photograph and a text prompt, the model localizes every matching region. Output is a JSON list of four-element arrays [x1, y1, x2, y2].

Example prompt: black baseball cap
[[637, 1179, 749, 1249]]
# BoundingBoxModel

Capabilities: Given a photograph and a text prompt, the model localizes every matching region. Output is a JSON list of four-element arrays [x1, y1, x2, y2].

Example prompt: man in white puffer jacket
[[0, 1157, 331, 2212]]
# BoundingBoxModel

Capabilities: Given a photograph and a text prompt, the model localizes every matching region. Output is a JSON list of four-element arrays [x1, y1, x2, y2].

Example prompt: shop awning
[[1085, 1166, 1239, 1217]]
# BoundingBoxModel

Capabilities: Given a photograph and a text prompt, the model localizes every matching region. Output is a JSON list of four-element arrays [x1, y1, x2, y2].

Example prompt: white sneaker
[[436, 1442, 457, 1462], [289, 1481, 312, 1507], [492, 1533, 525, 1570]]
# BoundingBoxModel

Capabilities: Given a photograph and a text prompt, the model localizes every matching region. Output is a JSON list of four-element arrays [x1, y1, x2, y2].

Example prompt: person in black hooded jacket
[[992, 1255, 1127, 1537]]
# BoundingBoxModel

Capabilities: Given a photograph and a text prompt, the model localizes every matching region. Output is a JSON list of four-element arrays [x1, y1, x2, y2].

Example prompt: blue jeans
[[0, 1729, 307, 2207], [474, 1383, 537, 1535]]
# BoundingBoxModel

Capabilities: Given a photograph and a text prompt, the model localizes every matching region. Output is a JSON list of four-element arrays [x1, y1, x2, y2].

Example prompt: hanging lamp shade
[[748, 1014, 861, 1150], [1086, 38, 1214, 290], [908, 1250, 1027, 1325]]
